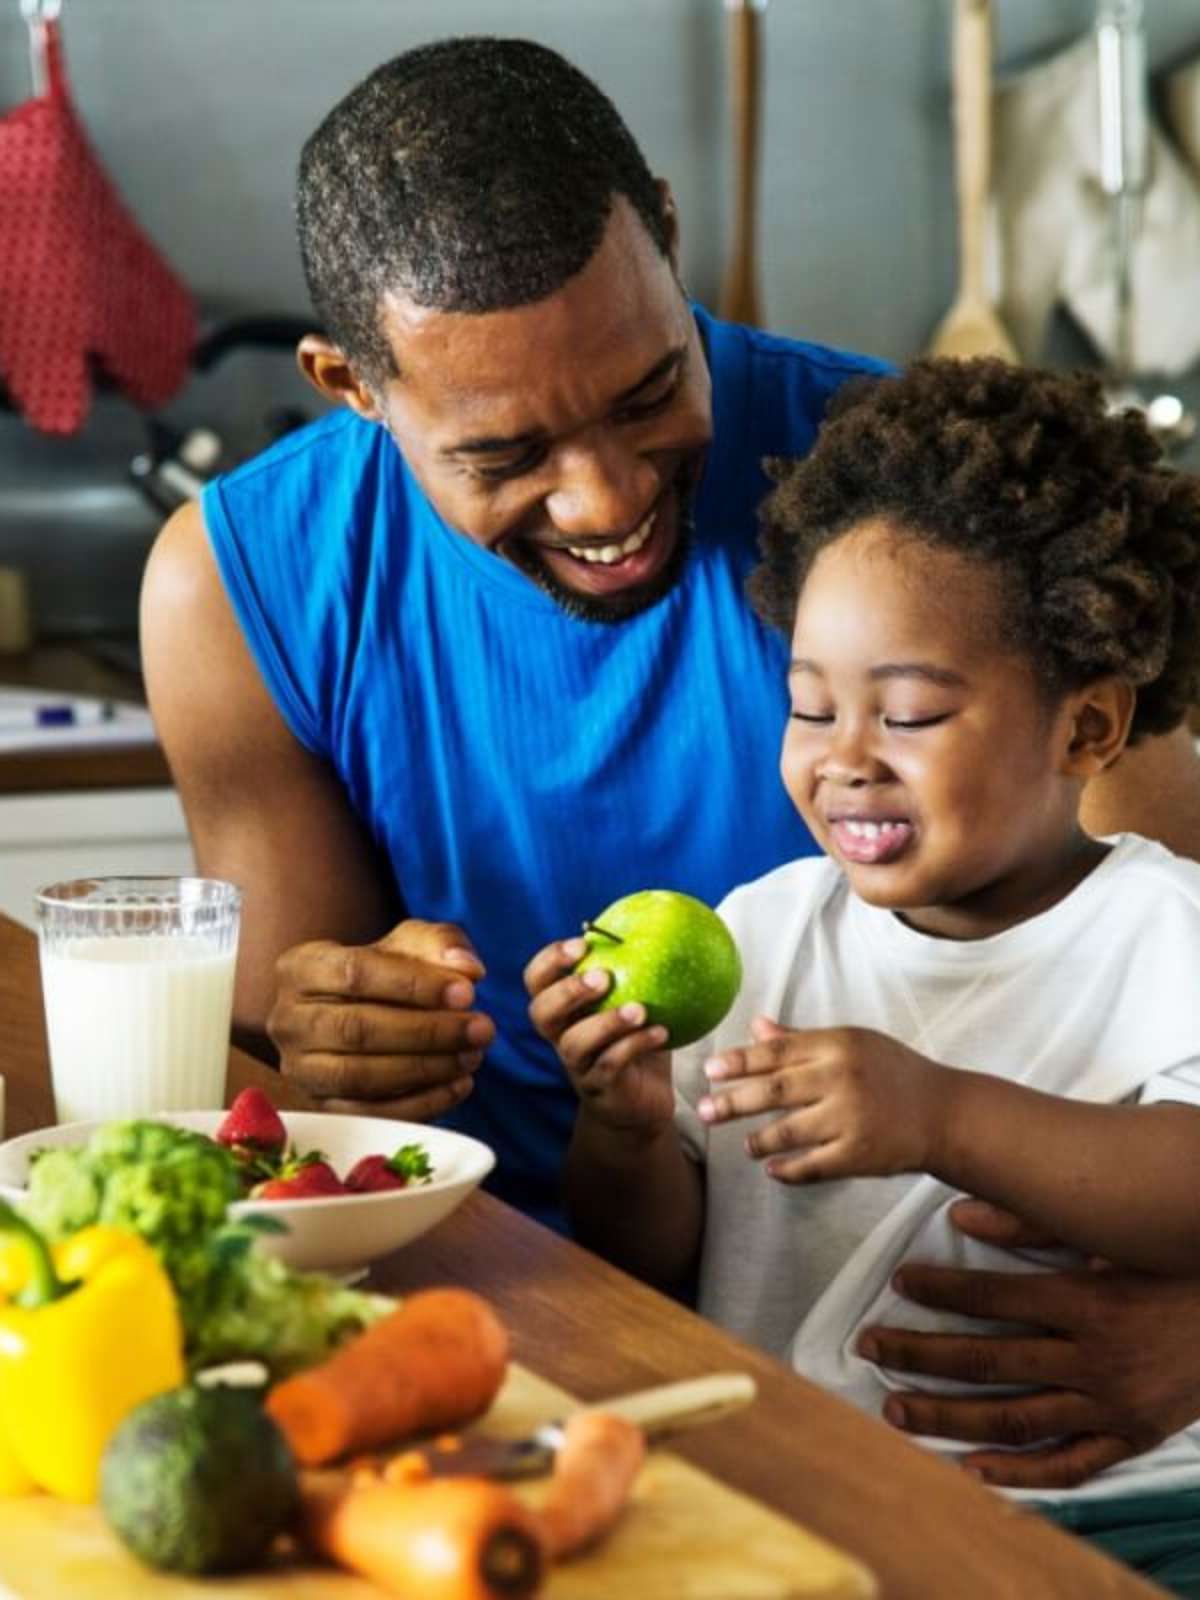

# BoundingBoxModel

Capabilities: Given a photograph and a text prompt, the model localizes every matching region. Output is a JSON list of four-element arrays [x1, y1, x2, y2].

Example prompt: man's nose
[[544, 435, 659, 539]]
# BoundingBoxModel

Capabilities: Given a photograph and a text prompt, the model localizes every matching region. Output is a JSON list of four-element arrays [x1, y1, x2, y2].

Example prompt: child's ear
[[1060, 677, 1136, 777]]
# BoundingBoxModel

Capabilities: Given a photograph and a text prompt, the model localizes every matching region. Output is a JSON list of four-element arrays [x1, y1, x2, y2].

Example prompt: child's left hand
[[698, 1017, 946, 1183]]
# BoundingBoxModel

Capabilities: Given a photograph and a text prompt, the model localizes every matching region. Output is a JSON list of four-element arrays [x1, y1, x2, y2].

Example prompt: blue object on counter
[[0, 700, 116, 731]]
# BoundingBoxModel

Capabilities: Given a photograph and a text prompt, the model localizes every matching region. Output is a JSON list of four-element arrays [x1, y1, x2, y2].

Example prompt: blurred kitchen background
[[1, 0, 1199, 919], [4, 0, 1200, 650]]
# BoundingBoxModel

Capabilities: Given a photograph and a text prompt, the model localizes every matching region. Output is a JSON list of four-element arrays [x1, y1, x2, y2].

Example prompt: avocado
[[99, 1384, 298, 1575]]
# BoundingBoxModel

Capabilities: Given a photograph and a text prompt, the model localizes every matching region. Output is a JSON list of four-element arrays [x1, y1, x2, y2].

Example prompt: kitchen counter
[[0, 642, 187, 925], [0, 642, 170, 794]]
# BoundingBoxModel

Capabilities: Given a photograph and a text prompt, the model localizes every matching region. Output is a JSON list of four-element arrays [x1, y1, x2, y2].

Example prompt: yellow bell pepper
[[0, 1201, 185, 1502], [0, 1223, 36, 1496], [0, 1416, 35, 1496]]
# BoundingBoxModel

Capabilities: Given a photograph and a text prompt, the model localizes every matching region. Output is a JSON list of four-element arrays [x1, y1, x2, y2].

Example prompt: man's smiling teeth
[[564, 512, 654, 564], [839, 820, 907, 840]]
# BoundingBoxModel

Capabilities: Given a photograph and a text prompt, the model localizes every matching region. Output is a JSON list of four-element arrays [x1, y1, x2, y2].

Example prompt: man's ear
[[654, 178, 681, 271], [296, 335, 384, 422], [1060, 677, 1137, 777]]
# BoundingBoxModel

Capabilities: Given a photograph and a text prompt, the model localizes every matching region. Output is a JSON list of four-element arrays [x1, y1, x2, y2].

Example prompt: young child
[[525, 359, 1200, 1532]]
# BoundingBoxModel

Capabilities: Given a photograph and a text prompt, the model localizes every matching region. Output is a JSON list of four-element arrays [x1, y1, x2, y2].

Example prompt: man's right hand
[[267, 919, 496, 1120]]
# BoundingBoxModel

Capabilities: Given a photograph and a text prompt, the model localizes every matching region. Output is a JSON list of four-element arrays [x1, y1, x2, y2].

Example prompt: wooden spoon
[[718, 0, 765, 327], [927, 0, 1019, 361]]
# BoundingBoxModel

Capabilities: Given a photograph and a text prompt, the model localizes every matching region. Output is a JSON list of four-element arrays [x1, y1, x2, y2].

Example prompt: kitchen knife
[[389, 1371, 757, 1480]]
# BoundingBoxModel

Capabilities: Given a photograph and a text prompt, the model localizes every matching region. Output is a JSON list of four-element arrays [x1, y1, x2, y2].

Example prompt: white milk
[[40, 934, 237, 1122]]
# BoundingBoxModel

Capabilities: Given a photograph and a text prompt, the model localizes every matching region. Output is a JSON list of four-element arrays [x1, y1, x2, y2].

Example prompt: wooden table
[[0, 911, 1164, 1599]]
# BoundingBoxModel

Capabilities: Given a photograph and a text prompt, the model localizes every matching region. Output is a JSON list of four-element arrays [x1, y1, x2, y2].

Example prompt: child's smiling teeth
[[841, 820, 906, 841], [830, 816, 915, 865], [564, 511, 654, 565]]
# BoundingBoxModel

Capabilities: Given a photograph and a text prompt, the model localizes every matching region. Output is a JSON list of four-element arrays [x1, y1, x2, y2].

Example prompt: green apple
[[574, 889, 743, 1048]]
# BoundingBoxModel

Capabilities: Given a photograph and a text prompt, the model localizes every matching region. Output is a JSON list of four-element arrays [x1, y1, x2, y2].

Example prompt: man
[[143, 36, 1200, 1496]]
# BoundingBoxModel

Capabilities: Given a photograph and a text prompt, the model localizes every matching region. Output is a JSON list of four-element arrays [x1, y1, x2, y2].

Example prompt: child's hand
[[698, 1017, 945, 1182], [524, 937, 674, 1134]]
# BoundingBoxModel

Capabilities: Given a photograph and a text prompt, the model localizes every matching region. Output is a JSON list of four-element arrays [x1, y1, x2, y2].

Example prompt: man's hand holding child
[[699, 1016, 949, 1183]]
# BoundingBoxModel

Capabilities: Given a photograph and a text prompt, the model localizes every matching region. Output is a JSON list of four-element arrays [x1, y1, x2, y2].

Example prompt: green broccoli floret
[[96, 1147, 239, 1317], [23, 1147, 101, 1238], [185, 1238, 391, 1378], [25, 1121, 240, 1325], [22, 1119, 389, 1377], [84, 1120, 224, 1177]]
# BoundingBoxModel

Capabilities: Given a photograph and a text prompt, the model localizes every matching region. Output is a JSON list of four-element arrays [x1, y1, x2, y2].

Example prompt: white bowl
[[0, 1110, 495, 1276]]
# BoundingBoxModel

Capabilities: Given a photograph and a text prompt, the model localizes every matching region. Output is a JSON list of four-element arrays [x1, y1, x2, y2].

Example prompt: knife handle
[[579, 1372, 757, 1437]]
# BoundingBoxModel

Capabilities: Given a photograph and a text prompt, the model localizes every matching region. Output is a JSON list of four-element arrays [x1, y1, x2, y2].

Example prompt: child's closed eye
[[789, 711, 954, 729], [883, 713, 952, 730]]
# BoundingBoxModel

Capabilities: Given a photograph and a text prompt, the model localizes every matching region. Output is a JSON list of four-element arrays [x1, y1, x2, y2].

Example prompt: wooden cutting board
[[0, 1364, 876, 1600]]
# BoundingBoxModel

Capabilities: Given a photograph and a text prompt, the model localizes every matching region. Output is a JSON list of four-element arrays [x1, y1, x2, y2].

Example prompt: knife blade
[[387, 1371, 757, 1480]]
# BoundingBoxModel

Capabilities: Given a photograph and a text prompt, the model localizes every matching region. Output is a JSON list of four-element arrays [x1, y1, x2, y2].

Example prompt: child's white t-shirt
[[673, 833, 1200, 1501]]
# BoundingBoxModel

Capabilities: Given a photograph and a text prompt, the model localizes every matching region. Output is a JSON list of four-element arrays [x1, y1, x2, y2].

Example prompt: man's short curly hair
[[748, 358, 1200, 743], [296, 36, 671, 387]]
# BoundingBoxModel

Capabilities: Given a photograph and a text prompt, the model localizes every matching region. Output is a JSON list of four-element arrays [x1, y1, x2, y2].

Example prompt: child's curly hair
[[748, 358, 1200, 743]]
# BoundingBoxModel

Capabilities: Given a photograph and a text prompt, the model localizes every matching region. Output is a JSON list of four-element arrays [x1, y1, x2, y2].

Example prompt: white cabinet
[[0, 788, 194, 927]]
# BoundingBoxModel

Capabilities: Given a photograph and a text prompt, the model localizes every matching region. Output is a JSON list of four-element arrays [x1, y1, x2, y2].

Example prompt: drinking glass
[[35, 876, 242, 1123]]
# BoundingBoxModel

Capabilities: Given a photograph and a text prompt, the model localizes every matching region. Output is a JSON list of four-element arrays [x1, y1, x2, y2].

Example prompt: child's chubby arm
[[702, 1018, 1200, 1278], [524, 936, 703, 1290]]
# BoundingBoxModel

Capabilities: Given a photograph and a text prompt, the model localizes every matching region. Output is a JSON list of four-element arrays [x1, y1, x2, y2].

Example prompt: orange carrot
[[266, 1287, 509, 1465], [300, 1472, 548, 1600], [535, 1410, 646, 1560]]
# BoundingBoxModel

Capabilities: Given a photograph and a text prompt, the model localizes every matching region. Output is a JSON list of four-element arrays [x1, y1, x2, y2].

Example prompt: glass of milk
[[35, 877, 242, 1123]]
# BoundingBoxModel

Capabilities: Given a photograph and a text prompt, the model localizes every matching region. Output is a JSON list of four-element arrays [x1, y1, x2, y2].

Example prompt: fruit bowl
[[0, 1110, 495, 1276]]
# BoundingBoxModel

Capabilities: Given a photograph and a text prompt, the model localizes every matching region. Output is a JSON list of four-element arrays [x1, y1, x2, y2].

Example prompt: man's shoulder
[[215, 407, 375, 495], [731, 322, 893, 385], [203, 407, 421, 571], [695, 302, 893, 403], [691, 305, 892, 538]]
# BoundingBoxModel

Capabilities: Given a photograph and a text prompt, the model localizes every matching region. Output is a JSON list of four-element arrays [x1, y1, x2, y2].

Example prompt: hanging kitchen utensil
[[1097, 0, 1146, 391], [717, 0, 766, 327], [927, 0, 1019, 361], [0, 0, 196, 435], [1166, 48, 1200, 182], [1093, 0, 1195, 447], [992, 32, 1200, 383]]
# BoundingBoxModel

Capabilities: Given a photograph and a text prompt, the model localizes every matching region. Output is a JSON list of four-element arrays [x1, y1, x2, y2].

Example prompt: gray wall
[[3, 1, 1200, 357], [3, 1, 1200, 635]]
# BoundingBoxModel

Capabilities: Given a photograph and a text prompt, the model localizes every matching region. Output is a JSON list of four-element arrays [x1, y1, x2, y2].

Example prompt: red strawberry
[[252, 1157, 346, 1200], [344, 1143, 433, 1193], [216, 1088, 287, 1154]]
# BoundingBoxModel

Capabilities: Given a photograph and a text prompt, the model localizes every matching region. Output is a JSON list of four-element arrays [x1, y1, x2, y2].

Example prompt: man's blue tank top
[[202, 306, 889, 1227]]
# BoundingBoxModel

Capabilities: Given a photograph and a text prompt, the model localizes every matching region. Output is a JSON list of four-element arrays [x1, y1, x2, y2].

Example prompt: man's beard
[[507, 475, 697, 625]]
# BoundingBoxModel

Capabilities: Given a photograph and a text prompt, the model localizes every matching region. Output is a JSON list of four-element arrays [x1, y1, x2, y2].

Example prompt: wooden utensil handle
[[729, 2, 761, 262], [953, 0, 994, 298], [719, 0, 764, 326], [582, 1372, 757, 1435]]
